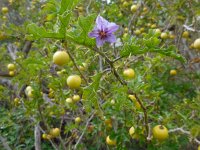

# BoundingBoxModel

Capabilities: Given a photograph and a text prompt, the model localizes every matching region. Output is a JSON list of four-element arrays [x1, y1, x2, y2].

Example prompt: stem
[[169, 127, 200, 145], [93, 47, 126, 85], [134, 93, 149, 138], [93, 46, 149, 142], [74, 112, 95, 149], [34, 123, 41, 150], [66, 50, 88, 85], [38, 126, 59, 150], [59, 117, 67, 150]]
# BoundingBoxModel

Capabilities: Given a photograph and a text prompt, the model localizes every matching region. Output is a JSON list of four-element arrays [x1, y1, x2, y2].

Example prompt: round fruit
[[42, 133, 47, 139], [123, 33, 128, 38], [2, 16, 7, 20], [75, 117, 81, 124], [79, 63, 87, 71], [151, 24, 156, 29], [140, 27, 145, 32], [7, 64, 15, 71], [129, 126, 135, 136], [110, 99, 115, 104], [8, 0, 13, 4], [67, 75, 81, 89], [134, 29, 141, 35], [66, 98, 73, 103], [27, 90, 33, 98], [25, 86, 33, 96], [14, 98, 19, 103], [131, 5, 138, 12], [57, 71, 63, 76], [123, 1, 129, 7], [123, 68, 135, 79], [194, 38, 200, 49], [170, 70, 177, 76], [154, 29, 161, 35], [72, 95, 80, 102], [50, 128, 60, 137], [152, 125, 169, 141], [53, 51, 69, 66], [160, 32, 168, 39], [14, 98, 20, 105], [2, 7, 8, 13], [143, 7, 148, 12], [25, 86, 32, 94], [124, 27, 128, 33], [9, 71, 15, 76], [106, 136, 116, 146], [182, 31, 189, 38]]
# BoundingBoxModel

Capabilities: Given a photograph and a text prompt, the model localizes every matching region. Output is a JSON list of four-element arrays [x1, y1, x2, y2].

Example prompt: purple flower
[[88, 15, 119, 47]]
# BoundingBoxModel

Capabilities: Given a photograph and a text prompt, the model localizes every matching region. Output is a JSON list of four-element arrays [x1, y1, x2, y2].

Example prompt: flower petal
[[88, 27, 99, 38], [96, 15, 109, 31], [107, 23, 119, 34], [96, 37, 105, 47], [105, 34, 116, 43]]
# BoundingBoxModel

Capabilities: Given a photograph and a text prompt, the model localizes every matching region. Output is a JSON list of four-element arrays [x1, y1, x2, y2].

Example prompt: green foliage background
[[0, 0, 200, 149]]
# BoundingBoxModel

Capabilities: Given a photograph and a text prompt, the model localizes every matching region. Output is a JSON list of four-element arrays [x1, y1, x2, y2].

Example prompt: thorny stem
[[92, 46, 150, 142], [66, 49, 88, 85], [134, 93, 149, 137], [74, 112, 95, 149], [93, 47, 126, 85], [169, 127, 200, 145], [86, 0, 92, 15]]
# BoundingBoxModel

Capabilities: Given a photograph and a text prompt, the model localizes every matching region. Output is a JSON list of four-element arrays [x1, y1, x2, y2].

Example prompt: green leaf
[[65, 14, 96, 47], [58, 13, 71, 35], [82, 73, 103, 113], [120, 35, 186, 62], [78, 14, 96, 32], [190, 125, 200, 138], [120, 43, 141, 56], [59, 0, 80, 14], [26, 23, 64, 39], [41, 0, 59, 13]]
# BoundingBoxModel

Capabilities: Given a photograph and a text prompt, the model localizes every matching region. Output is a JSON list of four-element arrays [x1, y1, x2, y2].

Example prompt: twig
[[86, 0, 92, 15], [66, 50, 88, 85], [7, 43, 17, 60], [0, 71, 13, 77], [59, 116, 67, 150], [92, 46, 149, 142], [133, 93, 149, 138], [93, 47, 126, 85], [22, 41, 33, 58], [74, 112, 95, 149], [128, 1, 143, 31], [99, 55, 103, 71], [147, 123, 152, 141], [34, 123, 41, 150], [38, 126, 59, 150], [112, 56, 123, 63], [169, 127, 200, 144]]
